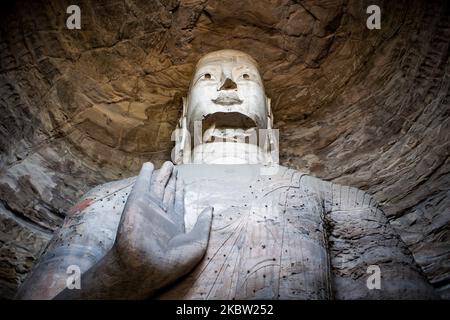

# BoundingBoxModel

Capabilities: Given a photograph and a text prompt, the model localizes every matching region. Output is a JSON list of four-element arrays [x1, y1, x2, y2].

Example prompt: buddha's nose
[[218, 78, 237, 91]]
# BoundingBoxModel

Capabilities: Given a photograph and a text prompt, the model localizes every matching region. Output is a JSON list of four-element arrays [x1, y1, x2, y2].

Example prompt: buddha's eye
[[204, 73, 211, 80], [243, 73, 250, 80]]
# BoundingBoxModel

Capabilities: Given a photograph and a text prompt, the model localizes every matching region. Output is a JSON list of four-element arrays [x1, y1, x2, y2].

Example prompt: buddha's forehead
[[194, 50, 260, 75]]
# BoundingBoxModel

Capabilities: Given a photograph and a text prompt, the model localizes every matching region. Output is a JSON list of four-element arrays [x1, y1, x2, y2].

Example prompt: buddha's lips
[[211, 92, 243, 105]]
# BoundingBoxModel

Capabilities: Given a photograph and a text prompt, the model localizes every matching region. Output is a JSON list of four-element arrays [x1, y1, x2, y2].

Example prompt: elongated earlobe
[[266, 97, 273, 129], [172, 97, 190, 165]]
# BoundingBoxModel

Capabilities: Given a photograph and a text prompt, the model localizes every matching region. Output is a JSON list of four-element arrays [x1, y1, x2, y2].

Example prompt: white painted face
[[186, 50, 269, 134]]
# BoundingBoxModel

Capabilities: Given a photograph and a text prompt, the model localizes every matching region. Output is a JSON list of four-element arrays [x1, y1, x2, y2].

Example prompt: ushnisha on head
[[173, 49, 276, 165]]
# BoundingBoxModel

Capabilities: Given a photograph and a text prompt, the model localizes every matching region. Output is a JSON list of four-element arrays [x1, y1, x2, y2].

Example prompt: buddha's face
[[186, 50, 269, 136]]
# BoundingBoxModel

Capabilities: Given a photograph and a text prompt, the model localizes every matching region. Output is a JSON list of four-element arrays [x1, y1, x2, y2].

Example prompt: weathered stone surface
[[0, 0, 448, 298], [0, 202, 51, 298]]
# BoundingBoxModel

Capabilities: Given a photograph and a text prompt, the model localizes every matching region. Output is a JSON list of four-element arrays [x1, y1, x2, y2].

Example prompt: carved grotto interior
[[0, 0, 448, 299]]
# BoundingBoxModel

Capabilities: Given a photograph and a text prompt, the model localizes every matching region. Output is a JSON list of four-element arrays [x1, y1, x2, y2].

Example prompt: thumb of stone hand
[[166, 207, 213, 274]]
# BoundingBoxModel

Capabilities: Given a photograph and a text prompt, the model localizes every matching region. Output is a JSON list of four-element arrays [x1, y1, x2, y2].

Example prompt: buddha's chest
[[157, 165, 331, 300]]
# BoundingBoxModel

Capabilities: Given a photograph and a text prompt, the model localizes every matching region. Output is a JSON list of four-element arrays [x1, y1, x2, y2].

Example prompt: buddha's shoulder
[[275, 165, 330, 187], [281, 166, 379, 211]]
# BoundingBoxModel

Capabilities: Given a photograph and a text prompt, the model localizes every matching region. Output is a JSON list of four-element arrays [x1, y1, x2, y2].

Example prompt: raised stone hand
[[115, 161, 213, 286], [56, 161, 213, 299]]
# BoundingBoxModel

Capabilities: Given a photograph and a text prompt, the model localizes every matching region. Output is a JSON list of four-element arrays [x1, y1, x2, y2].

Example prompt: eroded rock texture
[[0, 0, 448, 298]]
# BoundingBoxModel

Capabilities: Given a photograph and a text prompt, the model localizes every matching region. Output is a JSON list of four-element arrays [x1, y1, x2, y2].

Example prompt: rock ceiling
[[0, 0, 448, 298]]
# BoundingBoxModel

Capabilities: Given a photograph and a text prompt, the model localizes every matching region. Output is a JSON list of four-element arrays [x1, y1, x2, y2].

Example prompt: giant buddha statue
[[17, 50, 437, 300]]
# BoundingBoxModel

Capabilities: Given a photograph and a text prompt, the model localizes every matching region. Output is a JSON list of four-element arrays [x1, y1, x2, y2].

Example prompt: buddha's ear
[[182, 97, 188, 117], [266, 96, 273, 129], [172, 97, 190, 165], [177, 97, 187, 128]]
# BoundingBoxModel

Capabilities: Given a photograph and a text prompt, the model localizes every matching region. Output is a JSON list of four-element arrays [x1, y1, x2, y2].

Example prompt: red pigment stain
[[69, 198, 94, 215]]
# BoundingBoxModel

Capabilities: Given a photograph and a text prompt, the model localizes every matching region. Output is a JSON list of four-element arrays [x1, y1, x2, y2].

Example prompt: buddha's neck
[[191, 142, 267, 164], [180, 126, 276, 165]]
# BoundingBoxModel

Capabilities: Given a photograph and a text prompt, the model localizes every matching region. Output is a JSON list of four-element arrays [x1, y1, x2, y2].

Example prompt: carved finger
[[151, 161, 174, 201], [184, 207, 213, 249], [128, 162, 154, 202], [166, 207, 213, 272], [117, 162, 158, 245], [163, 166, 177, 211], [171, 173, 185, 230]]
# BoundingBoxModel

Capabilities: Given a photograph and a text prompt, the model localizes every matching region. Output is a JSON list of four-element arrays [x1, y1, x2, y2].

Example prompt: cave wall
[[0, 0, 448, 298]]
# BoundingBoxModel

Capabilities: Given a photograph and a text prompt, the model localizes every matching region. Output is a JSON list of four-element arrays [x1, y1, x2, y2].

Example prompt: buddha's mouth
[[211, 92, 243, 105], [202, 112, 257, 131], [201, 112, 258, 143]]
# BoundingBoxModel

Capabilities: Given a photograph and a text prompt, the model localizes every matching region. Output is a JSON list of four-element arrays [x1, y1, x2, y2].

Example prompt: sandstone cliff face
[[0, 0, 448, 298]]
